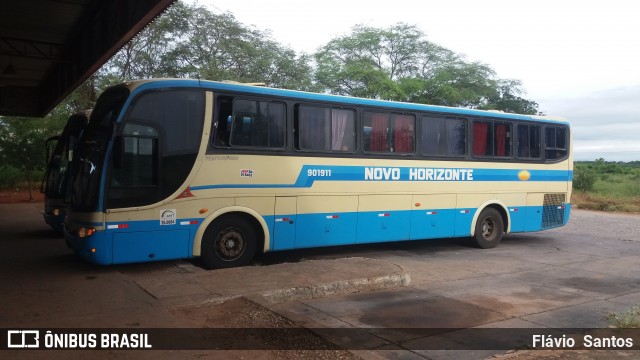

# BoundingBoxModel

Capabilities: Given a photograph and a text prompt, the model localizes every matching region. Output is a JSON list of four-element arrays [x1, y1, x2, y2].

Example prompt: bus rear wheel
[[472, 207, 504, 249], [201, 216, 257, 269]]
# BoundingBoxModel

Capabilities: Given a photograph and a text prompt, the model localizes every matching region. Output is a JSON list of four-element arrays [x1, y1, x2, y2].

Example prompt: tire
[[472, 207, 504, 249], [201, 216, 257, 269]]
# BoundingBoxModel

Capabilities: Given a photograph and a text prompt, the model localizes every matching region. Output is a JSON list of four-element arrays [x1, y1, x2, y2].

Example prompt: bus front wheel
[[201, 216, 257, 269], [472, 207, 504, 249]]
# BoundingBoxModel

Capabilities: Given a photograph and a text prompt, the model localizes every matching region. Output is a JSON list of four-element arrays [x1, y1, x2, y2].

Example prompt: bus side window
[[296, 105, 355, 152], [545, 126, 568, 160], [214, 97, 233, 147], [473, 121, 512, 158], [517, 124, 541, 159], [230, 100, 285, 149], [363, 112, 415, 154], [421, 116, 466, 156]]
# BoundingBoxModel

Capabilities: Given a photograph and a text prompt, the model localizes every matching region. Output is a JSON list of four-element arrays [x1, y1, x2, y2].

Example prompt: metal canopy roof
[[0, 0, 176, 118]]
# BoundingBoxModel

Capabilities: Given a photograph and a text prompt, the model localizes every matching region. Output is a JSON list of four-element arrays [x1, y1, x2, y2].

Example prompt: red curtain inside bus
[[496, 124, 506, 156], [370, 114, 389, 152], [394, 115, 414, 153], [473, 122, 488, 156]]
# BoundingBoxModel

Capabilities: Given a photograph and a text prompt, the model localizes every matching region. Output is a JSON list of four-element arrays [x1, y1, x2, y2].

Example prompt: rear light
[[77, 227, 96, 238]]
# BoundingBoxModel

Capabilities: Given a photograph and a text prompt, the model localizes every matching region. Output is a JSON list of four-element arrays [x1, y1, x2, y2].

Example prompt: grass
[[607, 305, 640, 328], [573, 161, 640, 213], [573, 193, 640, 213]]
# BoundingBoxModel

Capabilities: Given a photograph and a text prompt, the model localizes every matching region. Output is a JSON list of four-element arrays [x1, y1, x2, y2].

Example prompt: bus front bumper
[[64, 228, 113, 265], [43, 210, 65, 233]]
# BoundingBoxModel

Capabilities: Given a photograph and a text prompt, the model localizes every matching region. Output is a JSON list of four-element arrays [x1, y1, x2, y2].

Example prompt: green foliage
[[417, 61, 497, 108], [105, 1, 192, 80], [0, 165, 22, 188], [0, 165, 45, 189], [314, 23, 438, 99], [104, 2, 317, 91], [573, 166, 598, 192], [480, 79, 540, 115], [314, 23, 539, 113], [573, 161, 640, 213], [0, 116, 64, 197], [607, 305, 640, 328]]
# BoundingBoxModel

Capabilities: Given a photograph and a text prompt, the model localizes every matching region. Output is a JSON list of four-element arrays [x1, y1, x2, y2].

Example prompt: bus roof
[[116, 78, 568, 124]]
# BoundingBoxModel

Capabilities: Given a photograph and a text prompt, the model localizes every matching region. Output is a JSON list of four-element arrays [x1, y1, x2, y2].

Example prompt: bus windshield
[[69, 87, 129, 211]]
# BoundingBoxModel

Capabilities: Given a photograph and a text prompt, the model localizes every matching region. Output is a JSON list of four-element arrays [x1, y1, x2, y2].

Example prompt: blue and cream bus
[[64, 79, 572, 268], [42, 110, 90, 233]]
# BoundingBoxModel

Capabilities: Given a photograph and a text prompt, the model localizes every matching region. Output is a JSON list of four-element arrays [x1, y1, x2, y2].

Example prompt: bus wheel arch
[[469, 202, 510, 249], [193, 207, 269, 265]]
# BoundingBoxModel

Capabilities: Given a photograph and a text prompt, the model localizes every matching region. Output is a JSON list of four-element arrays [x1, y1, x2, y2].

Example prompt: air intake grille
[[542, 193, 566, 229]]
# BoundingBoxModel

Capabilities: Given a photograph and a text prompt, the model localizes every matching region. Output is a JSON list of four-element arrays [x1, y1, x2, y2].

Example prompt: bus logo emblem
[[7, 330, 40, 348]]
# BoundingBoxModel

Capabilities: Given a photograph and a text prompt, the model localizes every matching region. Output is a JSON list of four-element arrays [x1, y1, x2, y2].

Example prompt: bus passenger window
[[473, 121, 511, 157], [394, 114, 414, 153], [473, 122, 492, 156], [517, 124, 541, 159], [229, 99, 285, 149], [363, 112, 415, 154], [214, 97, 232, 147], [296, 106, 355, 152], [421, 116, 466, 156], [545, 126, 568, 160], [494, 123, 512, 157]]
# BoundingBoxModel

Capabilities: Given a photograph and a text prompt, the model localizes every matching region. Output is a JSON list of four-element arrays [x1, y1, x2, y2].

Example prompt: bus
[[41, 110, 90, 233], [64, 79, 572, 268]]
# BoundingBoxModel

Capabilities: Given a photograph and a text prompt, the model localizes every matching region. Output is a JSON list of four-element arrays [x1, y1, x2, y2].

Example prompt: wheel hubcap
[[215, 227, 245, 261], [482, 218, 495, 239]]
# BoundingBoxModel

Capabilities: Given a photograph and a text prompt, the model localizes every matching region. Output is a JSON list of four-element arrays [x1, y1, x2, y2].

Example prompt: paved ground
[[1, 202, 639, 359]]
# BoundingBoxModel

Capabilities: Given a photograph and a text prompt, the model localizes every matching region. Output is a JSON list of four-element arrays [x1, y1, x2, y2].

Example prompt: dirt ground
[[171, 297, 359, 359], [0, 188, 44, 203]]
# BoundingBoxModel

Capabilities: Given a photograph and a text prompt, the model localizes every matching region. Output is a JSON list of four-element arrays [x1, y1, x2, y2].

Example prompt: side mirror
[[45, 135, 59, 163]]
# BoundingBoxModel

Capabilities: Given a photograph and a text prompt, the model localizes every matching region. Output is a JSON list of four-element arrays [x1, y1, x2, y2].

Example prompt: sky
[[199, 0, 640, 161]]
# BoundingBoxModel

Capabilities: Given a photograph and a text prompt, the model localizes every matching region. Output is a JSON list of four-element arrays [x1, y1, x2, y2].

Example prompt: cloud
[[538, 86, 640, 161]]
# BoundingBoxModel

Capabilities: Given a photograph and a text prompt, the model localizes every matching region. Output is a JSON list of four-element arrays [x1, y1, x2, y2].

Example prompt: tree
[[101, 2, 317, 90], [0, 116, 64, 200], [168, 5, 315, 90], [0, 72, 99, 198], [315, 23, 539, 113], [105, 1, 192, 80], [480, 79, 540, 115], [314, 23, 453, 100], [49, 75, 99, 117], [413, 61, 498, 107], [573, 165, 598, 192]]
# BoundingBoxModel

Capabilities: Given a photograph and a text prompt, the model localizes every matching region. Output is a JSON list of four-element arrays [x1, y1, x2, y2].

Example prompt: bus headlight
[[77, 227, 96, 238]]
